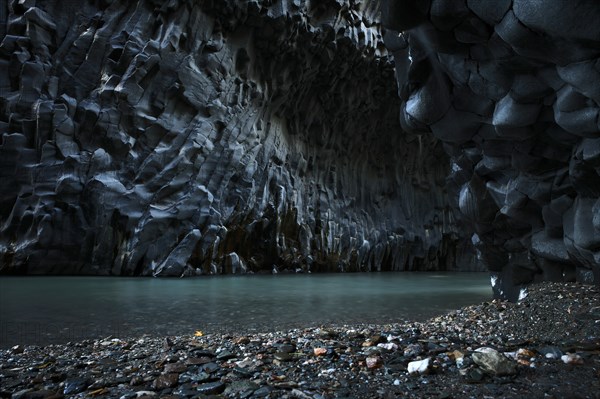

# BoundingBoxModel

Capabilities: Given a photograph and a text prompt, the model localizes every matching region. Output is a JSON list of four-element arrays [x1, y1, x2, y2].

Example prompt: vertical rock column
[[0, 0, 466, 275]]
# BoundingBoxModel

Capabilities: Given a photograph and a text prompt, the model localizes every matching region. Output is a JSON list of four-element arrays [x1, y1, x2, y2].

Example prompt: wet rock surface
[[382, 0, 600, 296], [1, 282, 599, 398], [0, 0, 463, 276]]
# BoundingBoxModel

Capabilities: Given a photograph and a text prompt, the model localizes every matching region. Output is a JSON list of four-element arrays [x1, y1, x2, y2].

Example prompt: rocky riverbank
[[1, 282, 599, 399]]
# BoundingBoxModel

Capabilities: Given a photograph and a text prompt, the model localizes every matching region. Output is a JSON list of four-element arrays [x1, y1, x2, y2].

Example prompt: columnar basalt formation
[[382, 0, 600, 298], [0, 0, 465, 276]]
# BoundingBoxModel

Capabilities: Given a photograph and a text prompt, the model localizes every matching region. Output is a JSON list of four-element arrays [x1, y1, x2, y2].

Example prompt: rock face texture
[[0, 0, 462, 276], [6, 0, 599, 295], [382, 0, 600, 298]]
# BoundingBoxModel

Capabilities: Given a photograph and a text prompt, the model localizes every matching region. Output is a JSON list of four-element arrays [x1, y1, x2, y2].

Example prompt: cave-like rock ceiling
[[1, 0, 599, 298]]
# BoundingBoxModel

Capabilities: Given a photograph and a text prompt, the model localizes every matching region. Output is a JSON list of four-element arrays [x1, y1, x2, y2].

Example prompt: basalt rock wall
[[0, 0, 467, 275], [382, 0, 600, 298]]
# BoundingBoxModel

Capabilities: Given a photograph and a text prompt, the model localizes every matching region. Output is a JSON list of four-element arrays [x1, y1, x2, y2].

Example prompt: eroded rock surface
[[382, 0, 600, 298], [8, 0, 600, 293], [0, 0, 463, 275]]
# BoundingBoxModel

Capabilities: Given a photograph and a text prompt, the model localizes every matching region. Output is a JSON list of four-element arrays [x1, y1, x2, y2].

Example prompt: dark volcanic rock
[[0, 0, 465, 276], [5, 0, 600, 296], [382, 0, 600, 297]]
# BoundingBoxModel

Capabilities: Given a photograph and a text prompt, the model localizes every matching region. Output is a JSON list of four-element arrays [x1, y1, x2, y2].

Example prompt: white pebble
[[561, 354, 583, 365], [407, 358, 431, 374], [377, 342, 398, 351]]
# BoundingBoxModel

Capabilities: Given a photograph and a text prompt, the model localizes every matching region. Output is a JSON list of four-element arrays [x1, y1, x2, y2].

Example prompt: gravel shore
[[1, 282, 599, 399]]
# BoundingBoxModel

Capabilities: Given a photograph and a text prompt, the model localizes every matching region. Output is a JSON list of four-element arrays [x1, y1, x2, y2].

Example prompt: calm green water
[[0, 273, 491, 347]]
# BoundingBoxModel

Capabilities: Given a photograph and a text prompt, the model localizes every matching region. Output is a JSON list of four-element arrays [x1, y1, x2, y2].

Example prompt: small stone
[[185, 357, 212, 365], [192, 350, 216, 358], [385, 355, 408, 372], [345, 329, 361, 339], [365, 356, 383, 369], [252, 386, 273, 397], [561, 353, 584, 365], [517, 358, 532, 366], [164, 362, 186, 373], [465, 367, 485, 383], [11, 345, 25, 354], [14, 389, 58, 399], [362, 335, 384, 347], [216, 350, 235, 360], [407, 358, 431, 374], [426, 342, 447, 353], [290, 389, 312, 399], [274, 352, 294, 361], [163, 337, 174, 349], [377, 342, 398, 351], [130, 375, 144, 386], [317, 329, 338, 338], [448, 350, 465, 360], [134, 391, 157, 397], [88, 388, 110, 397], [325, 347, 337, 357], [276, 343, 296, 353], [224, 380, 259, 397], [313, 347, 328, 356], [516, 348, 536, 359], [187, 371, 212, 382], [235, 359, 254, 368], [472, 348, 517, 376], [539, 346, 563, 359], [196, 381, 226, 395], [152, 373, 179, 389], [64, 378, 89, 395], [404, 343, 424, 357], [164, 355, 179, 363], [276, 381, 299, 389], [233, 367, 254, 378], [11, 389, 34, 399], [201, 362, 220, 373], [173, 385, 198, 397], [234, 337, 250, 345]]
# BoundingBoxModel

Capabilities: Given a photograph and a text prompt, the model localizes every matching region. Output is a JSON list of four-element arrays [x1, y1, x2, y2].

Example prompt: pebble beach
[[1, 282, 599, 399]]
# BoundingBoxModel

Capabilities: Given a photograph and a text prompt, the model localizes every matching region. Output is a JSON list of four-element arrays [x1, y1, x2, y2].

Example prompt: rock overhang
[[381, 0, 600, 298]]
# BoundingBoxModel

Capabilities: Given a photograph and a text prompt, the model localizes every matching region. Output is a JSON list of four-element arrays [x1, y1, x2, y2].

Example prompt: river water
[[0, 272, 491, 348]]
